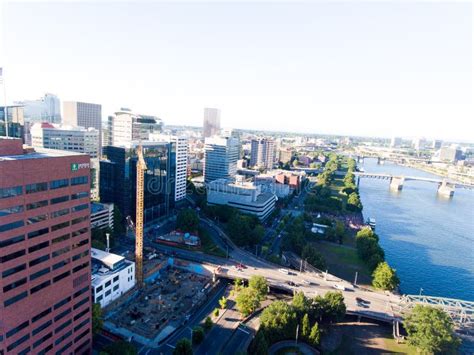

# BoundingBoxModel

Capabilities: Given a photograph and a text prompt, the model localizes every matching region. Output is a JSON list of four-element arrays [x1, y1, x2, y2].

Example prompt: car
[[333, 284, 345, 291], [287, 281, 296, 286], [279, 268, 289, 275], [302, 279, 312, 285]]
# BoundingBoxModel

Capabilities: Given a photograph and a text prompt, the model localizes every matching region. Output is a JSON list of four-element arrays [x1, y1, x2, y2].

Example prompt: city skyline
[[1, 2, 472, 141]]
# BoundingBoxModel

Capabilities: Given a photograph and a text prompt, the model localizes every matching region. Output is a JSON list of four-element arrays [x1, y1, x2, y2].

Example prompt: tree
[[234, 278, 243, 292], [92, 303, 103, 335], [252, 330, 269, 355], [324, 291, 346, 323], [174, 338, 193, 355], [219, 296, 228, 310], [204, 316, 213, 331], [292, 291, 311, 316], [103, 340, 137, 355], [372, 262, 400, 291], [334, 221, 345, 244], [236, 287, 260, 317], [347, 192, 362, 211], [301, 245, 327, 270], [192, 326, 205, 345], [301, 313, 311, 339], [404, 305, 460, 354], [308, 322, 321, 346], [213, 308, 220, 317], [248, 275, 268, 301], [260, 301, 297, 344], [177, 208, 199, 233]]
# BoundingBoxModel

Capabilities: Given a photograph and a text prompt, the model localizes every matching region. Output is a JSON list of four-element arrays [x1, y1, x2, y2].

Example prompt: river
[[358, 158, 474, 301]]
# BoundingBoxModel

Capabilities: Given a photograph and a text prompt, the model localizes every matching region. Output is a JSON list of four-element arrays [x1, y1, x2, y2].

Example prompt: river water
[[358, 158, 474, 301]]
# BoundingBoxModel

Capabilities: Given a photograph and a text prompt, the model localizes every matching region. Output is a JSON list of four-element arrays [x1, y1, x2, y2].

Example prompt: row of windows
[[0, 177, 88, 201]]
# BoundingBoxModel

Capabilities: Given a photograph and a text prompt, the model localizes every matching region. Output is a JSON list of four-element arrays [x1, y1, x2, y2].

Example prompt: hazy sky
[[1, 1, 472, 141]]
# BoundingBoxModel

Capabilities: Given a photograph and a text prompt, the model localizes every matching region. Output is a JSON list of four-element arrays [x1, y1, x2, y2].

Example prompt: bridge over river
[[351, 171, 474, 197]]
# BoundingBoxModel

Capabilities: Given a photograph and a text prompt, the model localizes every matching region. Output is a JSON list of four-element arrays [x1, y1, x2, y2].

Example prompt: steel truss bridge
[[397, 295, 474, 331]]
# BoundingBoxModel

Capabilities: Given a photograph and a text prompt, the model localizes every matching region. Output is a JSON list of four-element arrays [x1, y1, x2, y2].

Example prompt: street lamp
[[419, 288, 424, 296]]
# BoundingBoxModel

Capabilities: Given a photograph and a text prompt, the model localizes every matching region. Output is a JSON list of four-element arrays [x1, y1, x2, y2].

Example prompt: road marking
[[166, 344, 176, 349], [237, 326, 250, 335]]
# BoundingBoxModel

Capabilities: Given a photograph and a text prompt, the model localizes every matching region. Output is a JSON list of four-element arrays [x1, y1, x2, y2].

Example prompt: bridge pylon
[[390, 176, 404, 191]]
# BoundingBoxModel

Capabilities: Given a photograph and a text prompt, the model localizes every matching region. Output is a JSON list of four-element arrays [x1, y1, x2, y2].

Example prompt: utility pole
[[354, 271, 358, 286], [295, 324, 299, 346]]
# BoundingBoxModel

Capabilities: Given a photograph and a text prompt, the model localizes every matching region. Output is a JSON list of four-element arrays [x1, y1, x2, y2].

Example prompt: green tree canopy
[[236, 287, 261, 317], [292, 291, 311, 316], [372, 262, 400, 291], [176, 208, 200, 233], [174, 338, 193, 355], [301, 244, 327, 270], [248, 275, 268, 301], [404, 305, 460, 354], [301, 313, 311, 339], [260, 301, 298, 344], [192, 326, 205, 345], [92, 303, 103, 335], [308, 322, 321, 346]]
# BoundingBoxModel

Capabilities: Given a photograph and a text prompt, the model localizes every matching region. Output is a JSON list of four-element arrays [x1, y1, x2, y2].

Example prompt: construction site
[[105, 261, 214, 343]]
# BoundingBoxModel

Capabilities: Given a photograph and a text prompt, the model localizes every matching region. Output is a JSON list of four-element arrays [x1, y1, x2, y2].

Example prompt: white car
[[333, 284, 345, 291], [279, 268, 289, 275]]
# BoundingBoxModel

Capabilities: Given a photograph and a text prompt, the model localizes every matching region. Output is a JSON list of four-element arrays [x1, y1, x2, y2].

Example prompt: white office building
[[91, 202, 114, 230], [204, 136, 240, 184], [207, 178, 276, 220], [91, 248, 135, 308], [15, 93, 61, 123], [150, 133, 189, 202], [63, 101, 103, 152], [107, 108, 162, 147], [30, 122, 100, 158]]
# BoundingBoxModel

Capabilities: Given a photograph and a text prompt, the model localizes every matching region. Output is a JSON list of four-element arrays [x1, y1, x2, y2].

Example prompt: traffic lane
[[161, 282, 229, 352], [195, 304, 242, 355], [220, 326, 253, 355]]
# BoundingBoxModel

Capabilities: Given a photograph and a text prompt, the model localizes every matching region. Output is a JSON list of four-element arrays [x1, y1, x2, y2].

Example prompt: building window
[[73, 307, 89, 321], [0, 204, 24, 216], [0, 220, 24, 232], [29, 254, 50, 267], [32, 307, 52, 323], [51, 195, 69, 205], [27, 199, 48, 210], [26, 182, 48, 194], [4, 290, 28, 307], [52, 233, 70, 244], [0, 234, 25, 248], [72, 227, 88, 238], [105, 280, 111, 288], [28, 241, 50, 253], [73, 296, 89, 310], [0, 185, 22, 199], [6, 320, 29, 338], [28, 227, 49, 239], [71, 191, 88, 200], [113, 284, 119, 291], [51, 221, 70, 231], [72, 238, 88, 250], [54, 308, 72, 322], [52, 246, 70, 258], [33, 332, 52, 349], [52, 258, 70, 271], [6, 333, 30, 352], [72, 216, 87, 225], [2, 263, 26, 278], [3, 277, 27, 292], [53, 271, 70, 283], [30, 267, 51, 281], [32, 320, 52, 336], [51, 208, 69, 218], [96, 295, 103, 302], [71, 176, 88, 186], [73, 286, 89, 298], [72, 262, 89, 274], [105, 290, 111, 297], [1, 249, 26, 263], [72, 203, 89, 213], [50, 179, 69, 190], [113, 275, 119, 282], [55, 319, 72, 334], [54, 296, 71, 310], [30, 280, 51, 294]]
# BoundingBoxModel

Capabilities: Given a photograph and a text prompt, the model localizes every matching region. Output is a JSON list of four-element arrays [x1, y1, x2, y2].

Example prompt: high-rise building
[[204, 136, 240, 184], [100, 141, 176, 223], [107, 108, 162, 147], [63, 101, 102, 152], [15, 93, 61, 124], [150, 134, 189, 202], [412, 137, 426, 151], [30, 122, 100, 158], [0, 138, 92, 354], [203, 108, 221, 138], [432, 139, 443, 150], [390, 137, 402, 148], [439, 147, 463, 163], [1, 105, 25, 140], [250, 138, 275, 169], [278, 148, 293, 164]]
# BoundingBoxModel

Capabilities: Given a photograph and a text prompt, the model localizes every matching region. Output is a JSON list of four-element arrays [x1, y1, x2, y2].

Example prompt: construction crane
[[135, 144, 147, 287]]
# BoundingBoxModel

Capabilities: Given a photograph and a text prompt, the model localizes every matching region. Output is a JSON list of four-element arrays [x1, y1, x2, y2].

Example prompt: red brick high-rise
[[0, 138, 92, 354]]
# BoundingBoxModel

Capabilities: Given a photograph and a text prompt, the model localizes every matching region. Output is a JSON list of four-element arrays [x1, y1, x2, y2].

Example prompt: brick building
[[0, 138, 92, 354]]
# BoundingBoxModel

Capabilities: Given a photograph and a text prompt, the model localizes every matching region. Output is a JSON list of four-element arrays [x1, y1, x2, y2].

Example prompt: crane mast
[[135, 145, 147, 287]]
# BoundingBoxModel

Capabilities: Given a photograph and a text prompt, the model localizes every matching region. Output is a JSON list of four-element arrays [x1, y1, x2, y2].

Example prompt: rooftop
[[91, 248, 125, 269]]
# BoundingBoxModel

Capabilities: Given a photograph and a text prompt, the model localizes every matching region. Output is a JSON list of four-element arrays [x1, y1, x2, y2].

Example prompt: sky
[[0, 1, 472, 141]]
